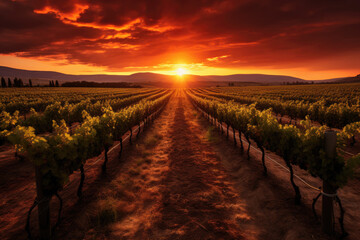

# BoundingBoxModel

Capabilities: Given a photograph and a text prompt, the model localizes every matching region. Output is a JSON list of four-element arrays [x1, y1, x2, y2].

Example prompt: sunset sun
[[176, 67, 188, 76]]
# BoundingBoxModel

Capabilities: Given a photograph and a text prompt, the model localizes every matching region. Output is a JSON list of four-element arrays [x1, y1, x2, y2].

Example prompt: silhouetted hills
[[0, 66, 358, 85]]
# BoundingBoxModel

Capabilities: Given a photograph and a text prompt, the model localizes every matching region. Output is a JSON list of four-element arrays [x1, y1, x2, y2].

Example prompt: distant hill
[[194, 74, 306, 83], [0, 65, 356, 85], [0, 66, 130, 83], [333, 74, 360, 83]]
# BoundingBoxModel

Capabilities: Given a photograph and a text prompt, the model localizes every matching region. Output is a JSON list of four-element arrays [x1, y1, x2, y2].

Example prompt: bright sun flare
[[176, 67, 188, 76]]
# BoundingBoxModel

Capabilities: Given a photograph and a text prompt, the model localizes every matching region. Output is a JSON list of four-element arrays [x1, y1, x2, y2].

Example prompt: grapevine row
[[193, 87, 360, 144], [186, 90, 360, 204], [204, 83, 360, 105], [4, 91, 172, 238], [0, 88, 158, 114], [0, 89, 168, 143], [195, 88, 360, 129]]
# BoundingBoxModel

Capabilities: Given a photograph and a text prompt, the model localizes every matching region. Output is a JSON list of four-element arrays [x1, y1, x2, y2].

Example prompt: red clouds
[[1, 0, 360, 75]]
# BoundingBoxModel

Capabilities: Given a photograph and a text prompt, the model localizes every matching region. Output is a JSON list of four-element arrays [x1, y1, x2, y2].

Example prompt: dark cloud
[[1, 0, 360, 72], [0, 1, 103, 53]]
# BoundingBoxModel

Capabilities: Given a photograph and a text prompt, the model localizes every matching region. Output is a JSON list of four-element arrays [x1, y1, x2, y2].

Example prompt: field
[[0, 85, 360, 240]]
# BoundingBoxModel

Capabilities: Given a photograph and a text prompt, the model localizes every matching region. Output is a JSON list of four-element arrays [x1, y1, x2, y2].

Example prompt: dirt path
[[75, 89, 330, 240], [149, 91, 244, 239]]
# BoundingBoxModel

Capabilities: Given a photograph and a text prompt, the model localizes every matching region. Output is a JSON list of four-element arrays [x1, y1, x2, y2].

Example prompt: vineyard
[[0, 87, 172, 239], [0, 85, 360, 239]]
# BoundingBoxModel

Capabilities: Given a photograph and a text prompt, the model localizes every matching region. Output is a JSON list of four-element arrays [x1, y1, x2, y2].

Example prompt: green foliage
[[0, 88, 162, 114], [0, 89, 168, 137], [187, 90, 356, 190], [5, 91, 173, 197], [194, 87, 360, 129]]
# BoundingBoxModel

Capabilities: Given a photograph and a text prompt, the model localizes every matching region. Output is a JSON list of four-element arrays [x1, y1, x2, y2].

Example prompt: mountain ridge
[[0, 65, 356, 84]]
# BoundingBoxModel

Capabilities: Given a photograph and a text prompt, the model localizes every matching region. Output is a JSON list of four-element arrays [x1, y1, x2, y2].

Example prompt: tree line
[[1, 77, 60, 87], [62, 81, 141, 88], [1, 77, 27, 87], [1, 78, 143, 88]]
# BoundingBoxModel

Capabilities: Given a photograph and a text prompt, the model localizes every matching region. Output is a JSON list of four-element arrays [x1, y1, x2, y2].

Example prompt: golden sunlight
[[176, 67, 188, 76]]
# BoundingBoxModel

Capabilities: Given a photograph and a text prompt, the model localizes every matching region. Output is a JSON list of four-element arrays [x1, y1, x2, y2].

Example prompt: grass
[[144, 132, 163, 148], [94, 178, 137, 229], [96, 197, 119, 226], [206, 126, 219, 143], [91, 123, 163, 231], [133, 131, 163, 160]]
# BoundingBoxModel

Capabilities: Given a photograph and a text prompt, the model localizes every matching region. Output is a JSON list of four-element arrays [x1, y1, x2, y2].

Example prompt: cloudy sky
[[0, 0, 359, 79]]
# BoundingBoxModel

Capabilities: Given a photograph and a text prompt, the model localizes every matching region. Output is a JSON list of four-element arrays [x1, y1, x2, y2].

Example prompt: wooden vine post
[[35, 166, 51, 240], [322, 130, 336, 235]]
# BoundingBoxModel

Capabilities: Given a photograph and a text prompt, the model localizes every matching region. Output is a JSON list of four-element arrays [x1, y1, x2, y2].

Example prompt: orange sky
[[1, 0, 360, 79]]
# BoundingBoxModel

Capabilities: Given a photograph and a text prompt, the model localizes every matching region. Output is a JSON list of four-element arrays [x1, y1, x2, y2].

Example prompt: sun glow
[[176, 67, 188, 76]]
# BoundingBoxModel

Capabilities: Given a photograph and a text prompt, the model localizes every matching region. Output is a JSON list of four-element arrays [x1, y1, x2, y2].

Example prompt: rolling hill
[[0, 66, 357, 85]]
